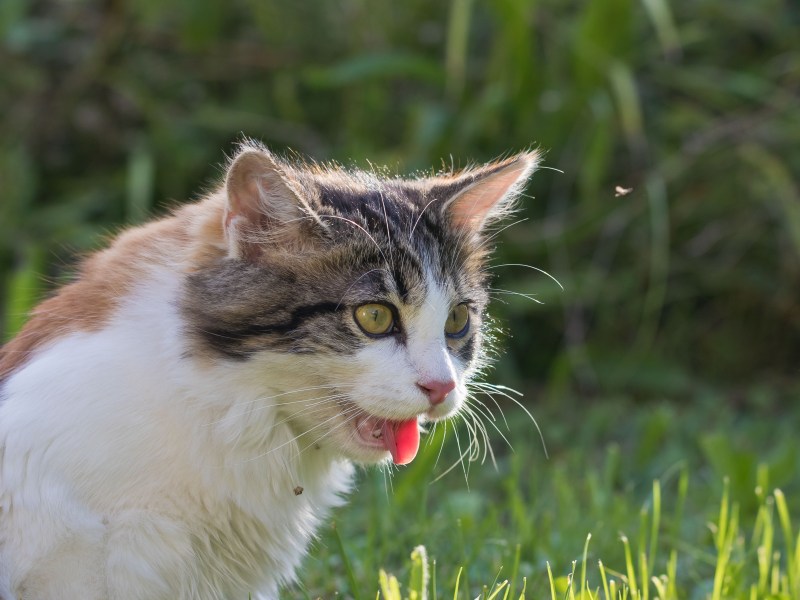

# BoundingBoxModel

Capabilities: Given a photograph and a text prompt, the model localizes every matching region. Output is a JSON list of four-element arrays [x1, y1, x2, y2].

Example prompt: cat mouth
[[353, 413, 421, 465]]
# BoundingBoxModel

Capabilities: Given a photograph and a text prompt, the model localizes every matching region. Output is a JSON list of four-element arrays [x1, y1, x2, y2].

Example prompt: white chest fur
[[0, 272, 354, 599]]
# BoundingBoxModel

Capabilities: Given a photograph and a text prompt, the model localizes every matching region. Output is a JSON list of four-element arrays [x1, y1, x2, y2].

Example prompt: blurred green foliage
[[2, 0, 799, 401]]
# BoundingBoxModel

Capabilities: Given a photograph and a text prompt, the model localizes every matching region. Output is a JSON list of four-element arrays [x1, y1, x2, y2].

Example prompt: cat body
[[0, 145, 537, 599]]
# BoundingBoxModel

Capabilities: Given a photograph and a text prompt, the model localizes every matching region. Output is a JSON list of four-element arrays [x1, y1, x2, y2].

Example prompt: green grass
[[287, 392, 800, 598]]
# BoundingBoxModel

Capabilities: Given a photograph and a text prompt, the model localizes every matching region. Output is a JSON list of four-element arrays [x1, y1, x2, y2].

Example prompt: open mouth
[[354, 413, 421, 465]]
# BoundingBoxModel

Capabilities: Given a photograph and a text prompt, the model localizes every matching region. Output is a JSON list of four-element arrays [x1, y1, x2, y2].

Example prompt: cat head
[[184, 143, 539, 465]]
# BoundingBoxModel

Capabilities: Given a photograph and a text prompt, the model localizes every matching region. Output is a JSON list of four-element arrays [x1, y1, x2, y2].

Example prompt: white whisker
[[378, 189, 395, 268], [453, 415, 471, 487], [468, 398, 513, 458], [462, 409, 483, 464], [431, 420, 476, 484], [293, 405, 366, 458], [488, 288, 544, 305], [469, 407, 496, 468], [433, 420, 448, 472], [409, 195, 439, 240], [468, 383, 510, 430], [336, 268, 385, 311], [319, 214, 390, 267], [483, 217, 529, 243], [472, 383, 548, 459], [205, 391, 348, 427], [203, 382, 357, 421], [486, 263, 564, 291], [240, 404, 361, 464]]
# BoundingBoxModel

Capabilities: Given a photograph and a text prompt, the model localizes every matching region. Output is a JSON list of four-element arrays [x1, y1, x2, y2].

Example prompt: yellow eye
[[445, 303, 470, 337], [354, 304, 395, 336]]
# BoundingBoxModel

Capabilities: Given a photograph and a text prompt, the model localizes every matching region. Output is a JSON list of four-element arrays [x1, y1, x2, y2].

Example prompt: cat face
[[182, 144, 538, 465]]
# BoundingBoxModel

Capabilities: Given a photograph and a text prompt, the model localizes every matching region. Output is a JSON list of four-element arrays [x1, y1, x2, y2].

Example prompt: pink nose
[[417, 379, 456, 406]]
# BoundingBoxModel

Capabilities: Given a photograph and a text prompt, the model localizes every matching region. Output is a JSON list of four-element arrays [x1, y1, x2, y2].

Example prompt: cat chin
[[343, 443, 395, 465], [322, 423, 393, 464]]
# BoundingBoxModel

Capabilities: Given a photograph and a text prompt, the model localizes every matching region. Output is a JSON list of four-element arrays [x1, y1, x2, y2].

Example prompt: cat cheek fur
[[0, 143, 539, 598]]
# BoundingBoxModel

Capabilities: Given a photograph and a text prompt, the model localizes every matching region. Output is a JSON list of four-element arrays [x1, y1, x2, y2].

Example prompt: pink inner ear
[[225, 175, 264, 228], [450, 176, 518, 229], [446, 155, 538, 231]]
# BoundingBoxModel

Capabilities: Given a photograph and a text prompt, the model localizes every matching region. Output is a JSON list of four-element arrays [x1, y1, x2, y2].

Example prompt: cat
[[0, 142, 538, 599]]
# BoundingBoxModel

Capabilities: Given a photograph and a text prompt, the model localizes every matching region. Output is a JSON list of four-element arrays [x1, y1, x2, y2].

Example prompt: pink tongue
[[381, 418, 420, 465]]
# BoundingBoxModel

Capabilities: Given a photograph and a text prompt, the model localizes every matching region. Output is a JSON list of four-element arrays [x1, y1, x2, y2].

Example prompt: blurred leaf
[[608, 61, 644, 149], [179, 0, 225, 48], [445, 0, 474, 101], [578, 115, 614, 202], [0, 0, 26, 41], [738, 143, 800, 260], [641, 0, 681, 57], [573, 0, 633, 91], [4, 244, 44, 341], [700, 433, 757, 508], [635, 174, 670, 352], [303, 54, 444, 88], [126, 139, 156, 224]]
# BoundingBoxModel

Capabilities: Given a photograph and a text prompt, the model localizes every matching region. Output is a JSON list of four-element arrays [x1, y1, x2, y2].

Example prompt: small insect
[[615, 185, 633, 197], [293, 486, 304, 496]]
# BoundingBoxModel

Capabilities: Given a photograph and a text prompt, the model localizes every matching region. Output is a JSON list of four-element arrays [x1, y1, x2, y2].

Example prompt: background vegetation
[[1, 0, 799, 597]]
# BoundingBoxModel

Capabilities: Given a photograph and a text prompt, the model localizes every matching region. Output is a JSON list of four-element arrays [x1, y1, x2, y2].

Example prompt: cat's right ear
[[223, 148, 312, 259], [438, 152, 540, 233]]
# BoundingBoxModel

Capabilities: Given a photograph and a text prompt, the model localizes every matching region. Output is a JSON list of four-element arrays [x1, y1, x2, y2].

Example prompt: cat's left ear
[[223, 146, 316, 259], [435, 151, 540, 233]]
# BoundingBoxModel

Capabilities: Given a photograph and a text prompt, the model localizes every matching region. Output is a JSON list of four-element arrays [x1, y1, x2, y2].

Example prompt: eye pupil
[[445, 303, 470, 337], [354, 303, 395, 336]]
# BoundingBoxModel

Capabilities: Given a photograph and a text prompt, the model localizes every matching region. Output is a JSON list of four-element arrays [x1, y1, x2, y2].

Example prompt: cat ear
[[437, 151, 540, 232], [223, 147, 313, 259]]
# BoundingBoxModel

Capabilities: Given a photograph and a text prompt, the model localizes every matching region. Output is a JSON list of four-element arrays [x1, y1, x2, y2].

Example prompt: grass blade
[[332, 522, 362, 600]]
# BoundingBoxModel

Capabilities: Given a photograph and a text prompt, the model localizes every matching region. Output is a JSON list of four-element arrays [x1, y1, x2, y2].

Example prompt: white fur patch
[[0, 267, 354, 599]]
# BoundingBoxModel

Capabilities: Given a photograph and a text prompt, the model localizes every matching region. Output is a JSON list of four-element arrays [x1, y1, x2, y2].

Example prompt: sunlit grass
[[319, 472, 800, 599], [291, 395, 800, 599]]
